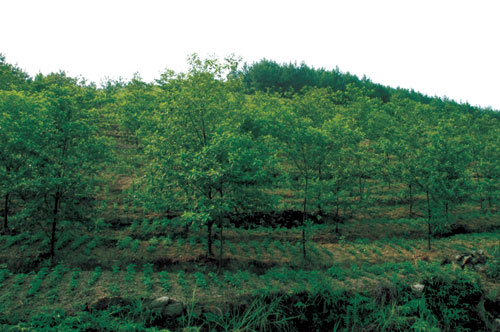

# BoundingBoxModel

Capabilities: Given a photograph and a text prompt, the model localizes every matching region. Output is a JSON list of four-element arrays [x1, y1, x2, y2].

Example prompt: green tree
[[142, 54, 273, 263], [30, 73, 109, 262], [274, 98, 333, 259], [0, 91, 42, 232]]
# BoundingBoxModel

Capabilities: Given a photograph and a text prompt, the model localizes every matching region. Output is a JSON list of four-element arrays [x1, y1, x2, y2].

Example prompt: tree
[[0, 91, 42, 232], [30, 73, 108, 262], [143, 54, 273, 264], [0, 54, 31, 91], [274, 97, 333, 259]]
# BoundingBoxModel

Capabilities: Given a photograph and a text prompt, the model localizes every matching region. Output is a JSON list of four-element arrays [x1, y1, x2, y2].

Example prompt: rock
[[90, 296, 132, 311], [411, 283, 425, 293], [164, 302, 184, 317], [462, 255, 473, 268], [453, 250, 488, 269], [441, 258, 451, 266], [150, 296, 170, 308], [148, 296, 184, 318]]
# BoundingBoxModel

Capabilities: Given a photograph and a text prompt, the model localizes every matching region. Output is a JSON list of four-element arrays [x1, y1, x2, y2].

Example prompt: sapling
[[142, 263, 154, 292], [125, 264, 136, 283], [88, 266, 102, 287], [146, 237, 158, 253], [158, 271, 171, 292], [68, 268, 82, 292], [108, 265, 120, 295], [0, 265, 10, 289], [27, 267, 49, 297], [209, 272, 222, 288], [118, 236, 133, 250], [194, 271, 208, 289], [131, 239, 140, 253]]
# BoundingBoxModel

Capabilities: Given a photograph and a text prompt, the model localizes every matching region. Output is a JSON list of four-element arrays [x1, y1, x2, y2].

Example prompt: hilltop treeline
[[1, 53, 500, 261]]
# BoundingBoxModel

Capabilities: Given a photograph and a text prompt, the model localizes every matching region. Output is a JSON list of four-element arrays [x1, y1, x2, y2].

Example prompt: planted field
[[1, 217, 499, 331]]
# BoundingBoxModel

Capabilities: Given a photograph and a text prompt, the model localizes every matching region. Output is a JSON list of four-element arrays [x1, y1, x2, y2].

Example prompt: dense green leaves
[[1, 53, 500, 261]]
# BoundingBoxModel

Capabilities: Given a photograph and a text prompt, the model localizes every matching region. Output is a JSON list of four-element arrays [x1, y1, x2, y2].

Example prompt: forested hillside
[[1, 53, 500, 331]]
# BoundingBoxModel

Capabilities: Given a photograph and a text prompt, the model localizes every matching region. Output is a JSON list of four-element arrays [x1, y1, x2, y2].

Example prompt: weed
[[118, 236, 133, 250], [159, 271, 171, 292], [131, 239, 141, 253], [88, 266, 102, 287], [27, 267, 49, 297], [68, 268, 82, 292]]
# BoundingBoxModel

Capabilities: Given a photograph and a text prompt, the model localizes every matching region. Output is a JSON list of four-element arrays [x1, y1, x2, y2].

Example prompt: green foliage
[[0, 265, 10, 289], [88, 266, 102, 287], [119, 236, 133, 250], [84, 237, 101, 255], [146, 237, 158, 253], [27, 267, 49, 297], [131, 239, 141, 253], [223, 271, 241, 288], [125, 264, 136, 283], [327, 264, 345, 281], [422, 272, 483, 332], [142, 263, 154, 292], [203, 295, 294, 332], [158, 271, 171, 292], [68, 268, 82, 292], [2, 54, 500, 332], [485, 246, 500, 279], [194, 272, 208, 289], [69, 235, 91, 250]]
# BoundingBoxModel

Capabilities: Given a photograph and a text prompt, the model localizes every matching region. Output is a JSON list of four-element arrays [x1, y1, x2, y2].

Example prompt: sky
[[1, 0, 499, 110]]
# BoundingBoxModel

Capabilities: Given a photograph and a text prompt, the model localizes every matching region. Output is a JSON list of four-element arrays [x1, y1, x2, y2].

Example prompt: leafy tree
[[0, 54, 31, 91], [30, 73, 109, 262], [143, 54, 272, 263], [274, 98, 333, 259], [115, 74, 159, 146], [0, 91, 42, 232]]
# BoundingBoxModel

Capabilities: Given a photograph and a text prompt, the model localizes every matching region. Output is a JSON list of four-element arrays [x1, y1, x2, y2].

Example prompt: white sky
[[1, 0, 499, 110]]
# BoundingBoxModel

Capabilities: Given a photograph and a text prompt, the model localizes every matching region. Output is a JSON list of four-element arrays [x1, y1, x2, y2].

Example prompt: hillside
[[1, 54, 500, 331]]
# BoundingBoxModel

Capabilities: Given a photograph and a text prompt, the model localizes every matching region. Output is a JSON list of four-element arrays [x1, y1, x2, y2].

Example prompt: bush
[[422, 272, 484, 332]]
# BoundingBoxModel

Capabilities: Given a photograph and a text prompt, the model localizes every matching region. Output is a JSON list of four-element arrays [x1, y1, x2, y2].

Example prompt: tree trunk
[[3, 193, 9, 232], [335, 186, 340, 234], [317, 167, 322, 215], [218, 215, 223, 272], [207, 221, 214, 256], [444, 202, 449, 223], [426, 190, 431, 251], [409, 184, 413, 218], [50, 195, 60, 265], [358, 176, 363, 202], [302, 176, 308, 260]]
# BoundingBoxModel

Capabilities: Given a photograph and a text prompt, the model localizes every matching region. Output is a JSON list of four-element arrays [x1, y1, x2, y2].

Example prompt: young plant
[[158, 271, 171, 292], [118, 236, 133, 250], [142, 263, 154, 292], [27, 267, 49, 297], [131, 239, 141, 253], [177, 270, 189, 293], [68, 268, 82, 292], [109, 265, 120, 295], [125, 264, 136, 284], [194, 272, 208, 289], [0, 265, 10, 289], [223, 271, 241, 288], [84, 237, 101, 255], [146, 237, 158, 253], [88, 266, 102, 287]]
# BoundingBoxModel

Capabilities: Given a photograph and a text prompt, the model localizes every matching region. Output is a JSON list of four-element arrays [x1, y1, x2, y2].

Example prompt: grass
[[1, 171, 500, 330]]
